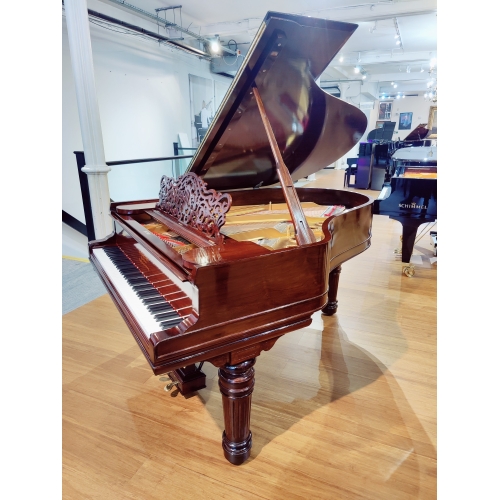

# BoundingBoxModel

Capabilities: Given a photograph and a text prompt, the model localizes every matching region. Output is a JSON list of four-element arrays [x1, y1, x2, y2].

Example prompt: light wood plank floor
[[63, 169, 437, 499]]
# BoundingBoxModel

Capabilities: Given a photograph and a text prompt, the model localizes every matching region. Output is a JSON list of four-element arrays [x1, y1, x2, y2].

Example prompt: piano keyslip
[[93, 244, 193, 336]]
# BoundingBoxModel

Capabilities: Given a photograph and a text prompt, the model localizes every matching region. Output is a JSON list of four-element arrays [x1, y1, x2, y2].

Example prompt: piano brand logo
[[399, 202, 427, 210]]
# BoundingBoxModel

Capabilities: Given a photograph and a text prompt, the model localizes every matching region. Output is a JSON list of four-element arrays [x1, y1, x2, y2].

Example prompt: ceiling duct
[[210, 53, 244, 78], [321, 85, 341, 98]]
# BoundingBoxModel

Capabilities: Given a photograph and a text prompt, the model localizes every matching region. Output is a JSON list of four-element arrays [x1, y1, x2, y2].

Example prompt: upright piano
[[89, 11, 374, 465], [374, 123, 437, 276]]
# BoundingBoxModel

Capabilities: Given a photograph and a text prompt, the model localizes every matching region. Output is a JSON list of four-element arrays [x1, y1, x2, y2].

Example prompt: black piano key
[[133, 285, 155, 292], [138, 290, 162, 298], [160, 318, 182, 328], [148, 304, 174, 313], [103, 246, 186, 330], [155, 312, 180, 321], [135, 290, 156, 297]]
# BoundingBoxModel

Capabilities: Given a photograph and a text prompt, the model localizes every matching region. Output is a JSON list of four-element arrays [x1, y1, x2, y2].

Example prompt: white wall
[[328, 81, 437, 167], [368, 96, 438, 141], [62, 3, 233, 223]]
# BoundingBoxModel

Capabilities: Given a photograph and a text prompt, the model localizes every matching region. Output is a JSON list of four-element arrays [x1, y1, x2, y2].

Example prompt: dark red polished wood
[[88, 11, 374, 465], [219, 359, 256, 465], [253, 85, 315, 246], [167, 364, 206, 395], [322, 265, 342, 316]]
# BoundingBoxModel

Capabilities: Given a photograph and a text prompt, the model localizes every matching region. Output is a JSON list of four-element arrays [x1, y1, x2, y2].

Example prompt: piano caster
[[402, 264, 415, 277]]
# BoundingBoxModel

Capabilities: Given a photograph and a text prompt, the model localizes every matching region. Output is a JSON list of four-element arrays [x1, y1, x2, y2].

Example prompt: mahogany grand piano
[[89, 12, 374, 465]]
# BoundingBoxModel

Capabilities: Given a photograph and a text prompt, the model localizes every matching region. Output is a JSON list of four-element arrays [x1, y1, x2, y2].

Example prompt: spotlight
[[354, 66, 360, 73], [396, 40, 401, 45], [393, 83, 398, 88], [339, 55, 344, 62], [210, 35, 221, 53]]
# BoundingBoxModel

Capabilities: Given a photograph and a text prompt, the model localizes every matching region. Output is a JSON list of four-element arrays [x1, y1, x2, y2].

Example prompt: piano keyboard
[[93, 244, 193, 337], [377, 184, 391, 201]]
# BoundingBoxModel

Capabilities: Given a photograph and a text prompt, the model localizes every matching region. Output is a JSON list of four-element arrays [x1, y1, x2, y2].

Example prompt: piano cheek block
[[219, 359, 256, 465]]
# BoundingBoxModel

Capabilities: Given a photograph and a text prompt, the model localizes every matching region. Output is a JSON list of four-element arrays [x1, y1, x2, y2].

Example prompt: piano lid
[[187, 12, 367, 191], [403, 124, 431, 142]]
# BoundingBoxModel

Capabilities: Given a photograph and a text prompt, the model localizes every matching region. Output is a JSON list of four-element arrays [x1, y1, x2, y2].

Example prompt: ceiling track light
[[209, 34, 221, 54], [393, 18, 403, 49]]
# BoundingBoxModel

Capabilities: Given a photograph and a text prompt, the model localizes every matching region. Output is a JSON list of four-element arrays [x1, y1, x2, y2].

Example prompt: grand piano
[[373, 123, 437, 276], [89, 12, 374, 465]]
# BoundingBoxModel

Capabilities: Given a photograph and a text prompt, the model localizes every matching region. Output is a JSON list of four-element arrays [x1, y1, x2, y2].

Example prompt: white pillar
[[65, 0, 113, 239]]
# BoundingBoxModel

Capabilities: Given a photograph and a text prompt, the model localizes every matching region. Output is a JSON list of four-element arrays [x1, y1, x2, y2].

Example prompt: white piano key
[[93, 248, 171, 337]]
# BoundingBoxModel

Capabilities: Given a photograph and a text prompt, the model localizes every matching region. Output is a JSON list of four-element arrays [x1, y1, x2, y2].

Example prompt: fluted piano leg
[[322, 265, 342, 316], [218, 358, 256, 465]]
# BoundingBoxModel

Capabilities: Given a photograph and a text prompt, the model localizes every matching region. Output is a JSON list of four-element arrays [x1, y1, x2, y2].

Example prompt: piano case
[[89, 11, 374, 465]]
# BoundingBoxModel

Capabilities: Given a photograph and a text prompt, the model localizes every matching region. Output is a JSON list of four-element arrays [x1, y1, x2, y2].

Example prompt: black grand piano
[[89, 12, 374, 465], [373, 123, 437, 276]]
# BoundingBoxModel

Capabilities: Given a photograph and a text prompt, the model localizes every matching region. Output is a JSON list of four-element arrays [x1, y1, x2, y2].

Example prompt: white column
[[65, 0, 113, 239]]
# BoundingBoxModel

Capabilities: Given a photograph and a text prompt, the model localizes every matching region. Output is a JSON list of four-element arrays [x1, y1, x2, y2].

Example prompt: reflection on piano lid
[[89, 11, 375, 466]]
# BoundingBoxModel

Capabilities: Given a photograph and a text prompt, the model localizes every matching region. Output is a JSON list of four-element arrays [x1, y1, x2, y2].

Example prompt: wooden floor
[[63, 169, 437, 499]]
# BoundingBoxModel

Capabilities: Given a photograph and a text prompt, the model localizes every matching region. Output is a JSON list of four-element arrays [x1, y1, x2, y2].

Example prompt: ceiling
[[96, 0, 437, 97]]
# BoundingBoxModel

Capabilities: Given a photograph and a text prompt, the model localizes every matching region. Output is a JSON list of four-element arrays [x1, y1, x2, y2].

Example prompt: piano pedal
[[162, 364, 207, 396]]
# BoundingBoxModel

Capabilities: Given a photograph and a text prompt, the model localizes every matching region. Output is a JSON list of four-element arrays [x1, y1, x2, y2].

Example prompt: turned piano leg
[[322, 265, 342, 316], [218, 358, 256, 465]]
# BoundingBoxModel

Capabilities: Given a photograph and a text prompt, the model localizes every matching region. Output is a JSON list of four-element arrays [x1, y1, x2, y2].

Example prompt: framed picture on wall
[[428, 106, 437, 135], [399, 112, 413, 130], [378, 102, 392, 120]]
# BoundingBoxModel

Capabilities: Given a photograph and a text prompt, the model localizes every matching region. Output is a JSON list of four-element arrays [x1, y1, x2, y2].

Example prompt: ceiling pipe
[[86, 8, 211, 59], [104, 0, 237, 56]]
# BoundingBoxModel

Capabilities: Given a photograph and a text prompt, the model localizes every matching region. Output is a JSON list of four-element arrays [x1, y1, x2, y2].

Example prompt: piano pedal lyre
[[162, 363, 207, 395]]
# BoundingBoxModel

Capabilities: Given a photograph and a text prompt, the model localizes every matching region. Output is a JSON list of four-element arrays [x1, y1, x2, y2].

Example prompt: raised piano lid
[[187, 11, 367, 191]]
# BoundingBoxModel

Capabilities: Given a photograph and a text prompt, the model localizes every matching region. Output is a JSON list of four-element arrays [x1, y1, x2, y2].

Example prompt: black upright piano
[[89, 11, 374, 465]]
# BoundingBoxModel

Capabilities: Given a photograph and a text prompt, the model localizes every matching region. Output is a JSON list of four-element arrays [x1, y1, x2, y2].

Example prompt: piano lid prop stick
[[252, 86, 315, 246]]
